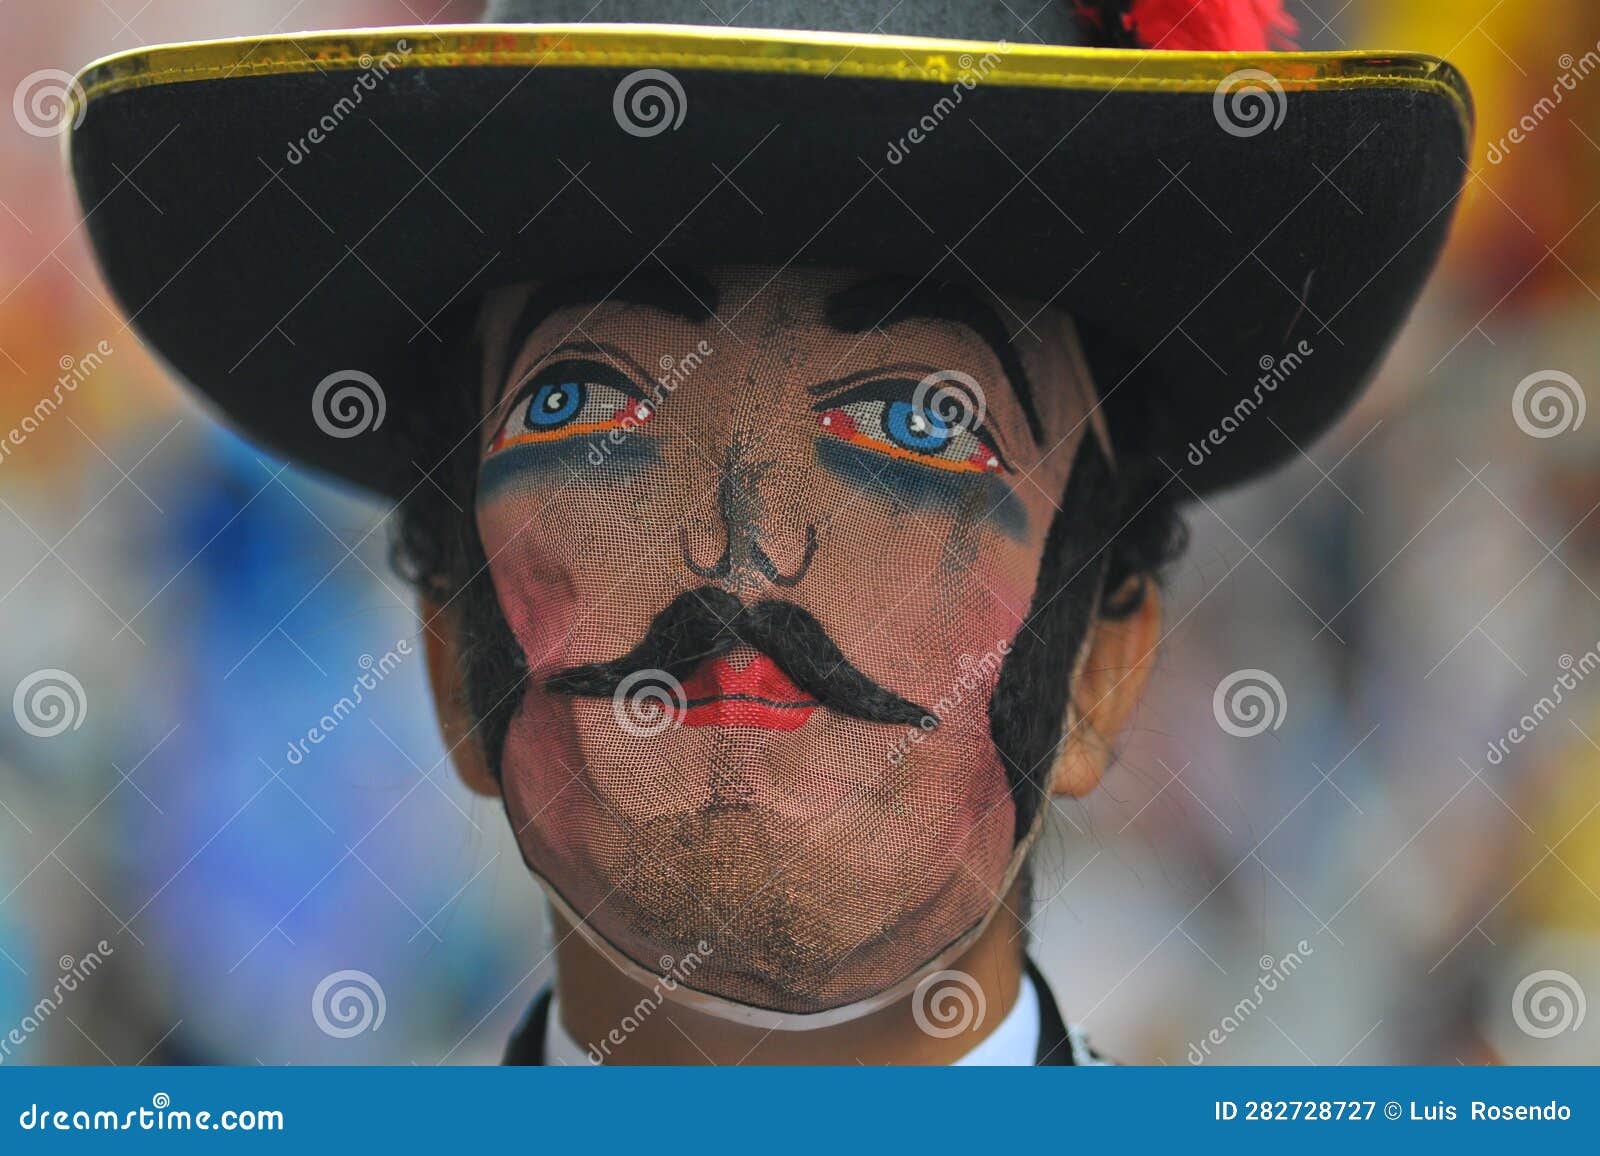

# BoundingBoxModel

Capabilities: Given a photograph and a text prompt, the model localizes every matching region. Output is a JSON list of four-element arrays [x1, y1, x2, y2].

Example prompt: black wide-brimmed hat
[[66, 0, 1470, 497]]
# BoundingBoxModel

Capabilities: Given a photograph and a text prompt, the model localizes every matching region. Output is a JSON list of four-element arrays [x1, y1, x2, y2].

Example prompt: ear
[[421, 598, 501, 799], [1049, 581, 1162, 798]]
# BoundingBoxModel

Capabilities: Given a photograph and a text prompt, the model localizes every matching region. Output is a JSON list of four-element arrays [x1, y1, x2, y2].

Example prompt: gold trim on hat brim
[[69, 24, 1473, 139]]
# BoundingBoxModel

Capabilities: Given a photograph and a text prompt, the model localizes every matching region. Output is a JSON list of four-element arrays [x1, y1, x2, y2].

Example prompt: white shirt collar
[[543, 972, 1041, 1066]]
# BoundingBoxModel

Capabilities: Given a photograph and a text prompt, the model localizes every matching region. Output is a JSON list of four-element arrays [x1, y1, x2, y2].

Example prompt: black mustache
[[545, 587, 934, 727]]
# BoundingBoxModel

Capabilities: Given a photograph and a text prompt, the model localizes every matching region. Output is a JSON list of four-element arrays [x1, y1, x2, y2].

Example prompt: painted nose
[[680, 461, 817, 589]]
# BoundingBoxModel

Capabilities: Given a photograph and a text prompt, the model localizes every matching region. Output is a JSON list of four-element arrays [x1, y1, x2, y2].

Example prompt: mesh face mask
[[472, 267, 1102, 1026]]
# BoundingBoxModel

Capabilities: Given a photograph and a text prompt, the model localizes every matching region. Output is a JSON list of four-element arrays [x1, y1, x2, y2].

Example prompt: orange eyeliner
[[817, 410, 1001, 475], [491, 405, 653, 455]]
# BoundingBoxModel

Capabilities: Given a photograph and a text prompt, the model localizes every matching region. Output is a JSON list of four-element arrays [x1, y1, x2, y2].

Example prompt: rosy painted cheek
[[890, 568, 1035, 704], [875, 567, 1037, 828], [974, 566, 1041, 651], [476, 493, 623, 678]]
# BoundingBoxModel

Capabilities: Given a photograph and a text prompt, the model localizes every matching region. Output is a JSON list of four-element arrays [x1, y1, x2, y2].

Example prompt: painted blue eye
[[523, 382, 585, 429], [884, 400, 953, 453]]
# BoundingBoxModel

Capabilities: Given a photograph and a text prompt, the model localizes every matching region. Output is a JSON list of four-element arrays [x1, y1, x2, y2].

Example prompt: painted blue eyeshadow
[[815, 436, 1027, 540], [477, 432, 659, 499]]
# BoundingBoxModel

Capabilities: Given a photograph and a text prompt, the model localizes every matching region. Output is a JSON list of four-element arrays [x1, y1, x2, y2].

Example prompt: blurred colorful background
[[1, 1, 1597, 1064]]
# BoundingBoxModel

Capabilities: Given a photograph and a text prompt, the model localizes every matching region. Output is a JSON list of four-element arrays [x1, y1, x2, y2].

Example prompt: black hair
[[390, 310, 527, 776], [390, 298, 1188, 840]]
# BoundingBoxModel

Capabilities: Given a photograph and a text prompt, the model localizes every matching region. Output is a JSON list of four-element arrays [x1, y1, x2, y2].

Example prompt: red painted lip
[[676, 651, 818, 731]]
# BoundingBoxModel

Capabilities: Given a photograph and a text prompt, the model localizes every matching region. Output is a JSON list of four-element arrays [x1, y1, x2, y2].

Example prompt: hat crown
[[480, 0, 1087, 44]]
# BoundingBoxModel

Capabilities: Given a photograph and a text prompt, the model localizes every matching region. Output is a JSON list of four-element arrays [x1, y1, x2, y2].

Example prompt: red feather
[[1123, 0, 1298, 51]]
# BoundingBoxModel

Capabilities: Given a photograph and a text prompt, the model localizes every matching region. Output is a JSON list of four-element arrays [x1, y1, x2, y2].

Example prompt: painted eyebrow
[[501, 267, 716, 390], [804, 363, 943, 397], [824, 277, 1045, 445], [506, 339, 658, 399]]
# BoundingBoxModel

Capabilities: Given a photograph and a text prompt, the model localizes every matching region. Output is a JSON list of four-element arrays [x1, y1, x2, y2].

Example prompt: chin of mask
[[471, 266, 1101, 1026]]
